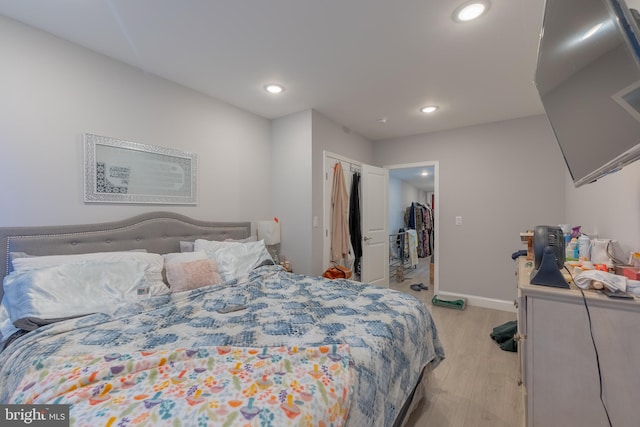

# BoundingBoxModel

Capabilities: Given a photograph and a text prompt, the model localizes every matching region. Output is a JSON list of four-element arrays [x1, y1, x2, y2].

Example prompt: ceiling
[[389, 166, 435, 192], [0, 0, 546, 141]]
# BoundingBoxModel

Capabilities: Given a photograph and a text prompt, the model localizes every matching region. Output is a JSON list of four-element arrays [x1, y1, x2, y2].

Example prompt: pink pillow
[[165, 259, 223, 292]]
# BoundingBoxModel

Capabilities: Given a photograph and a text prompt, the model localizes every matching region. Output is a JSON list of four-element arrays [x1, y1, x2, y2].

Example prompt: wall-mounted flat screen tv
[[535, 0, 640, 187]]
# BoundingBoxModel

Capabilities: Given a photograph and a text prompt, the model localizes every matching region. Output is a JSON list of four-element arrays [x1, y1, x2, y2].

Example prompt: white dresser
[[516, 256, 640, 427]]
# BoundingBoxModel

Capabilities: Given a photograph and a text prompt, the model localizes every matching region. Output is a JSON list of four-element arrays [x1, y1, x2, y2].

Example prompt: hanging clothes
[[408, 203, 416, 229], [331, 162, 351, 262], [406, 229, 419, 267], [424, 203, 434, 258], [404, 202, 433, 258], [349, 171, 362, 276]]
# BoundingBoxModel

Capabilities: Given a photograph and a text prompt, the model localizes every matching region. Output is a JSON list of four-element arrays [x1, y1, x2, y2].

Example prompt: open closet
[[323, 154, 362, 280], [325, 156, 362, 280], [388, 164, 437, 285], [323, 151, 390, 287]]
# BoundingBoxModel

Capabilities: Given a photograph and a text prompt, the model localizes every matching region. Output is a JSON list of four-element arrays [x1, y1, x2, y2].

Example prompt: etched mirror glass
[[84, 133, 197, 204]]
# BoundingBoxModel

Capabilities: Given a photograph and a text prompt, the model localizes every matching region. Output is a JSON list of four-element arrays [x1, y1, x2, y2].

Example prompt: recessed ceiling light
[[264, 84, 285, 94], [453, 1, 490, 22], [420, 105, 439, 114]]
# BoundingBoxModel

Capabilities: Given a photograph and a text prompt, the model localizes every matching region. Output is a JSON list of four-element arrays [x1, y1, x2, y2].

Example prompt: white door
[[361, 164, 389, 287]]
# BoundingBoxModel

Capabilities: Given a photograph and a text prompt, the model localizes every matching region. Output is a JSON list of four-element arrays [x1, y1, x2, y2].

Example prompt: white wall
[[270, 110, 372, 277], [271, 110, 313, 275], [0, 16, 272, 227], [374, 115, 566, 306], [565, 160, 640, 258]]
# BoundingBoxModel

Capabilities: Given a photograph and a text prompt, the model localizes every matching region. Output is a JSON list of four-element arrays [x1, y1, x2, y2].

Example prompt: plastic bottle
[[578, 235, 591, 260], [566, 238, 578, 260]]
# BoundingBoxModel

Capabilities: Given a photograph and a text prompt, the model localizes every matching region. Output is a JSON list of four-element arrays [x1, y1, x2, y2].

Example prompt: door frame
[[384, 161, 440, 295]]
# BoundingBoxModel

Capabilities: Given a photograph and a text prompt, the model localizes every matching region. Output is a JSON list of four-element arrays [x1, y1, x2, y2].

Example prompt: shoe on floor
[[419, 283, 429, 290], [410, 284, 422, 291]]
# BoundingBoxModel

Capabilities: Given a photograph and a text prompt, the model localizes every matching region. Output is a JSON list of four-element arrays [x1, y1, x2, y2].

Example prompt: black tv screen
[[535, 0, 640, 186]]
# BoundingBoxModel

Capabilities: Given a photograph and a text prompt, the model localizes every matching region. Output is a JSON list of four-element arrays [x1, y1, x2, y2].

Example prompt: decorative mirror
[[84, 133, 197, 204]]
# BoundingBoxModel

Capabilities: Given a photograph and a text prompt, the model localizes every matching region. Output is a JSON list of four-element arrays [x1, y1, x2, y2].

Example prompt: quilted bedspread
[[0, 266, 444, 426]]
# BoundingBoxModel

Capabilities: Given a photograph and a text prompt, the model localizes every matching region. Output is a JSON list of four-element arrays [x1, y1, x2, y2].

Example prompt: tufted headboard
[[0, 212, 251, 298]]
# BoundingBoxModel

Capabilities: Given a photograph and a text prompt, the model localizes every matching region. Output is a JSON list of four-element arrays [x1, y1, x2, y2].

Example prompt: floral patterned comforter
[[10, 345, 353, 427], [0, 266, 444, 426]]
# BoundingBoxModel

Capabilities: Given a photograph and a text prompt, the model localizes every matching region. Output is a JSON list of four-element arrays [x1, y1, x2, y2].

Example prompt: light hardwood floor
[[390, 259, 523, 427]]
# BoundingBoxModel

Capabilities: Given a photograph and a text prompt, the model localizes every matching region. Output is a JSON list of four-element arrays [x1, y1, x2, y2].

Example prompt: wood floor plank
[[391, 259, 523, 427]]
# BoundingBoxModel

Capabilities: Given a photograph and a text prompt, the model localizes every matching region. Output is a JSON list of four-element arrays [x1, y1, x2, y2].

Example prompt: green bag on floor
[[490, 320, 517, 352]]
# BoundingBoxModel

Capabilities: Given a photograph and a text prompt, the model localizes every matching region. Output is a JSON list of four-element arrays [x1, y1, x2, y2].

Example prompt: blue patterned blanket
[[0, 266, 444, 426]]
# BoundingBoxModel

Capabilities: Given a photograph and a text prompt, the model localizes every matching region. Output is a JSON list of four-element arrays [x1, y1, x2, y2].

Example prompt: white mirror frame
[[84, 133, 197, 205]]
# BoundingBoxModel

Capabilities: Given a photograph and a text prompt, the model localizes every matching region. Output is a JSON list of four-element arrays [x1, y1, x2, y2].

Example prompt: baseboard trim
[[436, 291, 516, 312]]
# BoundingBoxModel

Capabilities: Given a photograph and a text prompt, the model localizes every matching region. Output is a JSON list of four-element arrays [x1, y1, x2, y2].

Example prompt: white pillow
[[193, 239, 272, 281], [3, 261, 149, 331], [180, 236, 256, 253], [226, 236, 257, 243], [0, 298, 19, 344], [11, 251, 169, 296], [163, 251, 208, 265]]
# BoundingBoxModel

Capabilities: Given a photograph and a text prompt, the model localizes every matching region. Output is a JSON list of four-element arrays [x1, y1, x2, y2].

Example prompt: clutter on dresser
[[521, 224, 640, 299]]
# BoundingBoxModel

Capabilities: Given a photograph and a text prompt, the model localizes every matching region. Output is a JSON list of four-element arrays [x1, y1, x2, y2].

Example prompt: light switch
[[313, 216, 319, 227], [455, 216, 463, 226]]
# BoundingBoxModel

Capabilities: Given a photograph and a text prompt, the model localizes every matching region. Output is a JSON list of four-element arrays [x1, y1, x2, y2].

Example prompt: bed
[[0, 212, 444, 426]]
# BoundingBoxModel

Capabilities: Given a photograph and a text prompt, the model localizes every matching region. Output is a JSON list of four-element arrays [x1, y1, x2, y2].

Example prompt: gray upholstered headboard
[[0, 212, 251, 297]]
